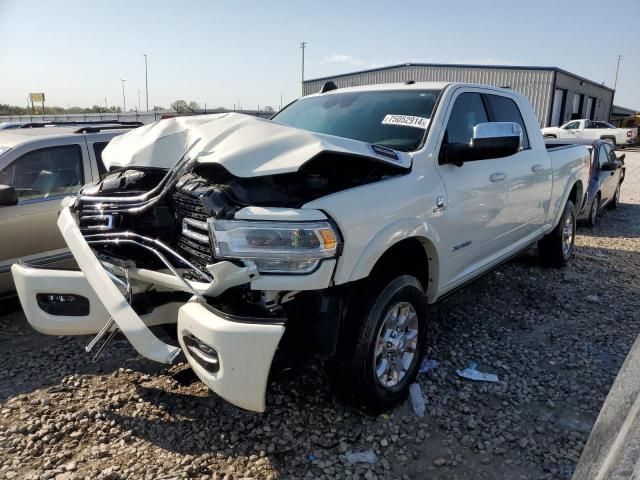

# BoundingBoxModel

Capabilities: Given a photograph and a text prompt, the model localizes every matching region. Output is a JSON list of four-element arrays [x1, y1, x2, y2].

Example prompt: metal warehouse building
[[303, 63, 615, 128]]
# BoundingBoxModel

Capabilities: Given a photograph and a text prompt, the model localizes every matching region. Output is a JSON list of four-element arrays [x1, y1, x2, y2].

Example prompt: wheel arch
[[347, 226, 440, 302], [548, 179, 584, 233], [569, 180, 584, 211], [600, 135, 617, 145]]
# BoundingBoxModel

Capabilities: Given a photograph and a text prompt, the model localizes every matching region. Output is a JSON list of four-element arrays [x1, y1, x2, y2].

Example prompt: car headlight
[[208, 220, 340, 274]]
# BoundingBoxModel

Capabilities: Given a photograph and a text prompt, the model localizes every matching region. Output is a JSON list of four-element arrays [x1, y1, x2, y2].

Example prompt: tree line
[[0, 104, 167, 115]]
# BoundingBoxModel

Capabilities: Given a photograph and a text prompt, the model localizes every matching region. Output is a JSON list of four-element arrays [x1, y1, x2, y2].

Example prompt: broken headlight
[[208, 220, 339, 273]]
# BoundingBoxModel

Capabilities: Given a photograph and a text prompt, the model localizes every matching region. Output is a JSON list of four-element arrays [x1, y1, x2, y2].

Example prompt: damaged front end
[[13, 127, 409, 411]]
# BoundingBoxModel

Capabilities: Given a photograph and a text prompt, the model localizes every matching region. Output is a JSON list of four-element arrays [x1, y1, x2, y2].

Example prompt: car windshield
[[272, 89, 441, 152]]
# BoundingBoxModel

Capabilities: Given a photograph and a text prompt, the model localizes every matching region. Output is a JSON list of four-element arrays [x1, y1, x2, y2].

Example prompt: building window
[[571, 93, 584, 120]]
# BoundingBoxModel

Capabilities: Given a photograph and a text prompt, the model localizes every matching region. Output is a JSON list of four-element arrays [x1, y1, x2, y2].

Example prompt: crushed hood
[[102, 113, 412, 178]]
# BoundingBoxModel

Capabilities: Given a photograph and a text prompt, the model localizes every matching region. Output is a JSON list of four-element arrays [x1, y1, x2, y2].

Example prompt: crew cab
[[12, 83, 589, 412], [542, 119, 638, 147]]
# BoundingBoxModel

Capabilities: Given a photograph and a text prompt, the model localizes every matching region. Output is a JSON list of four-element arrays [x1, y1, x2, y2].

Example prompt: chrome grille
[[172, 191, 214, 272]]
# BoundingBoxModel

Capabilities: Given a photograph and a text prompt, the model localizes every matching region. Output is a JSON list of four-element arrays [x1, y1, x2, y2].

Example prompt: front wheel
[[538, 199, 576, 267], [327, 275, 427, 410]]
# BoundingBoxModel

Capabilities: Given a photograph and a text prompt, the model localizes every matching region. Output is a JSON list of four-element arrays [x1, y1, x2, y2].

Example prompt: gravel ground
[[1, 150, 639, 480]]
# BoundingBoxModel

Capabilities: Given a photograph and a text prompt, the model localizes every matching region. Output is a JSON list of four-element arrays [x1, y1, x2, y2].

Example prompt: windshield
[[272, 89, 441, 152]]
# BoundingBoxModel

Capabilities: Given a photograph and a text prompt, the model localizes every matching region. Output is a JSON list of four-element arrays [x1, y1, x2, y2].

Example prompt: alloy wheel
[[562, 210, 575, 257], [373, 302, 419, 388]]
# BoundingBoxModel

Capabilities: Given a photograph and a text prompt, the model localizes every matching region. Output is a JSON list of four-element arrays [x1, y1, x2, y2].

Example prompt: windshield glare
[[272, 89, 441, 152]]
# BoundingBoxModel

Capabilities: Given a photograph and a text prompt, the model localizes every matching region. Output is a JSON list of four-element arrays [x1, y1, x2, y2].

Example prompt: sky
[[1, 0, 639, 111]]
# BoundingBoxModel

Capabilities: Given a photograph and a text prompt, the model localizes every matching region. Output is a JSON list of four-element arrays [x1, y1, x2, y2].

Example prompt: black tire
[[327, 275, 427, 411], [586, 194, 600, 227], [538, 198, 576, 267], [608, 183, 621, 210]]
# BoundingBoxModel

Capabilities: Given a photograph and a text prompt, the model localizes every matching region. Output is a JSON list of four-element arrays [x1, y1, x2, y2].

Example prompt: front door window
[[0, 145, 83, 203]]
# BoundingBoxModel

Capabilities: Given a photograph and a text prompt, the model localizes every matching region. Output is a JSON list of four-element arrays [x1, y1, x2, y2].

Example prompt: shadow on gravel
[[102, 365, 373, 476], [577, 203, 640, 238], [0, 318, 172, 401]]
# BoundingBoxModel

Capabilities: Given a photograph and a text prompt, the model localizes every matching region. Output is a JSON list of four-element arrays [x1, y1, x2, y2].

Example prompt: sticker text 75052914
[[382, 114, 430, 129]]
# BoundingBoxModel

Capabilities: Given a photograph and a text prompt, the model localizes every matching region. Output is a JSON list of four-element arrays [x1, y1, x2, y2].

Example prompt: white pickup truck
[[12, 82, 590, 412], [542, 119, 638, 147]]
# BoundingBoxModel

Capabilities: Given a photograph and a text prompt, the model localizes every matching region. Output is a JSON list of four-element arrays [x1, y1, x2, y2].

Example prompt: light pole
[[120, 79, 126, 112], [300, 41, 307, 96], [143, 54, 149, 111], [280, 93, 283, 110], [138, 90, 141, 111], [613, 54, 623, 91]]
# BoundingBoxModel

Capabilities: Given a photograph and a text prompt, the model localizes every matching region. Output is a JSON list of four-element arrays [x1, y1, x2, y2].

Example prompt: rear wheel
[[586, 194, 600, 227], [327, 275, 427, 410], [538, 199, 576, 267], [609, 183, 621, 209]]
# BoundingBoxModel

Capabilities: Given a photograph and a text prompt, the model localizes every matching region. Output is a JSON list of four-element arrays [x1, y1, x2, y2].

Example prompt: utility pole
[[104, 97, 108, 111], [143, 54, 149, 111], [613, 54, 623, 91], [120, 79, 127, 112], [280, 93, 283, 110], [300, 41, 307, 96], [138, 90, 141, 111]]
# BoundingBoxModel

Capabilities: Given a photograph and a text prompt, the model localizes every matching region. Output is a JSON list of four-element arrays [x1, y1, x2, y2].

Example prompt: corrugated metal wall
[[303, 65, 555, 127]]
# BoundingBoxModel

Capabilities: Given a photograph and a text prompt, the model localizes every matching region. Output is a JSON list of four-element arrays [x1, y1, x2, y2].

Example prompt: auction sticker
[[382, 114, 429, 129]]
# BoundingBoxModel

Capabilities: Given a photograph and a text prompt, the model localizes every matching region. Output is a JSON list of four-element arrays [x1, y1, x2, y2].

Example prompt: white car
[[12, 82, 589, 412], [542, 119, 638, 147]]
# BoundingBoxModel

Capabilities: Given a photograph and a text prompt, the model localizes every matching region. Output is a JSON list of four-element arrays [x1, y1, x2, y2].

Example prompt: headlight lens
[[209, 220, 339, 273]]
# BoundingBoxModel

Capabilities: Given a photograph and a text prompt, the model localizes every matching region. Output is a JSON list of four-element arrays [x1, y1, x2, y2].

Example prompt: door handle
[[531, 164, 544, 173], [489, 172, 507, 183]]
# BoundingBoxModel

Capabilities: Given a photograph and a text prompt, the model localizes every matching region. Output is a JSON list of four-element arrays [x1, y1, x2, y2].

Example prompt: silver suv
[[0, 123, 139, 296]]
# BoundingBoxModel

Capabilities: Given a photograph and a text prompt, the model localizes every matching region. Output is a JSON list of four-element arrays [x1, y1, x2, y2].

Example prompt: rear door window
[[484, 94, 530, 149], [0, 145, 84, 203]]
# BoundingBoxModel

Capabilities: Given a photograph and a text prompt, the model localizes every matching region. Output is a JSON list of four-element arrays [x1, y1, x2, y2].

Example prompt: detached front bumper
[[178, 302, 284, 412], [12, 207, 287, 412]]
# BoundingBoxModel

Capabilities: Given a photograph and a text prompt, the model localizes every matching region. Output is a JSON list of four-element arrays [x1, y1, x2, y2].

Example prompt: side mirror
[[0, 184, 18, 206], [440, 122, 523, 166], [601, 162, 619, 171]]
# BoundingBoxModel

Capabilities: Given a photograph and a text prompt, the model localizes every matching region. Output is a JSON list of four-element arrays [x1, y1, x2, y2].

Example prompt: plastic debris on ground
[[307, 453, 317, 461], [456, 361, 500, 383], [586, 294, 601, 303], [419, 358, 439, 373], [345, 449, 377, 464], [409, 383, 426, 417]]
